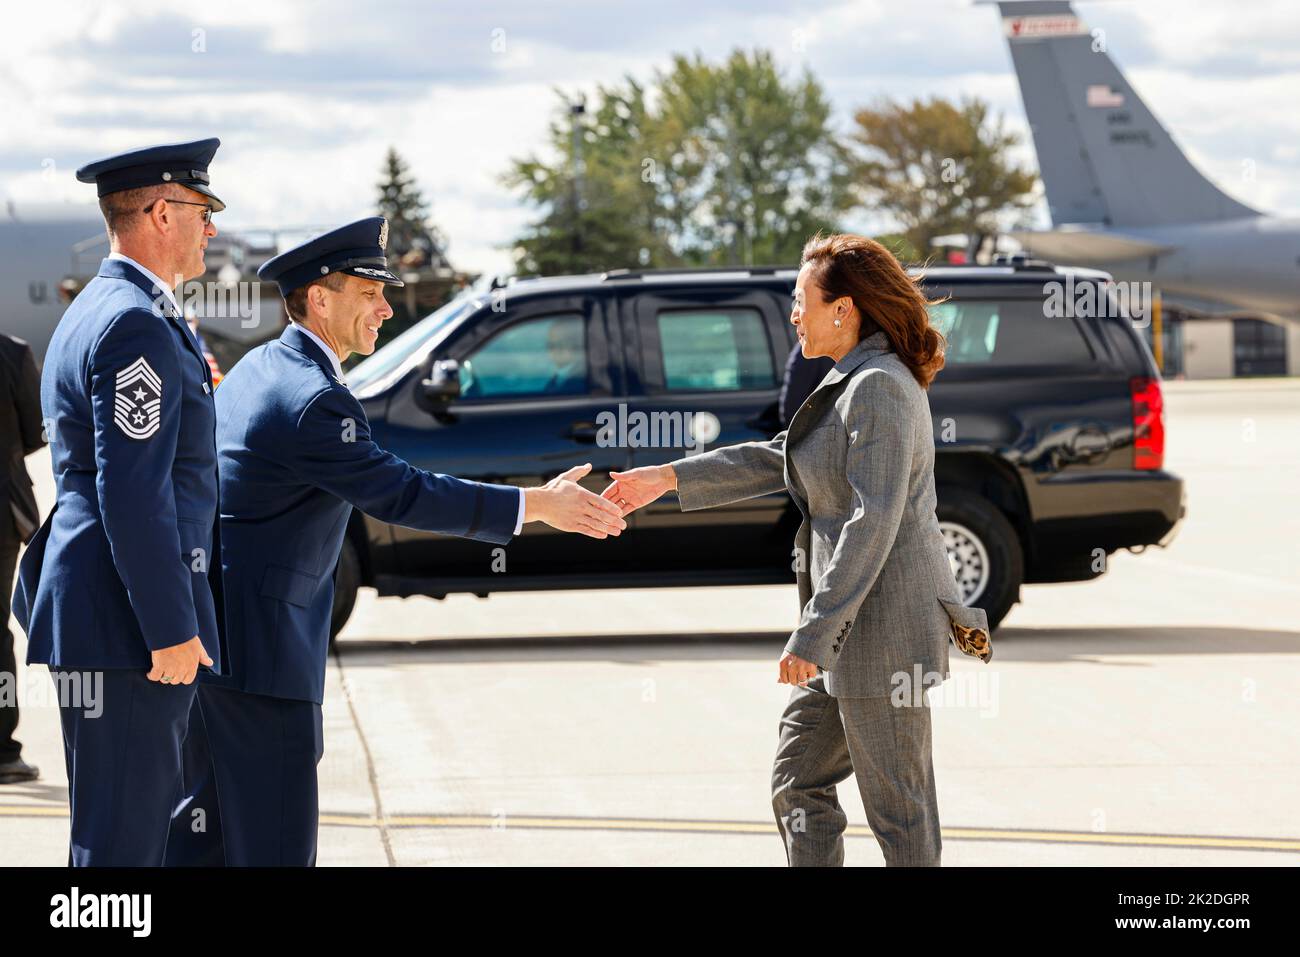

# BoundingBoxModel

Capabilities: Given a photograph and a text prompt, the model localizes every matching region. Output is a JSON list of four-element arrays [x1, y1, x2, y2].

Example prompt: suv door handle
[[568, 421, 600, 444]]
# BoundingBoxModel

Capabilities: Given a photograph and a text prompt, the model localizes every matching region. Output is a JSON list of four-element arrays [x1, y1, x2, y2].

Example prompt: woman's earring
[[833, 318, 842, 328]]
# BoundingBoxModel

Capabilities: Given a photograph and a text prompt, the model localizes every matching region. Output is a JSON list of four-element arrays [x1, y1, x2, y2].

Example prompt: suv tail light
[[1130, 376, 1165, 470]]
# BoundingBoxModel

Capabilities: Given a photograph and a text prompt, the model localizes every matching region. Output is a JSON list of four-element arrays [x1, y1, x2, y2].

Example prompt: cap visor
[[187, 182, 226, 213], [344, 266, 404, 286]]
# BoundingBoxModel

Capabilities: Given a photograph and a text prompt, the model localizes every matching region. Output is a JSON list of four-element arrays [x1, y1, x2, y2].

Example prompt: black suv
[[332, 261, 1185, 636]]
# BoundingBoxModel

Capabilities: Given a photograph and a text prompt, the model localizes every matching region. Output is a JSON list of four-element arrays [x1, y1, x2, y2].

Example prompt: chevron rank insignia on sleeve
[[114, 356, 163, 440]]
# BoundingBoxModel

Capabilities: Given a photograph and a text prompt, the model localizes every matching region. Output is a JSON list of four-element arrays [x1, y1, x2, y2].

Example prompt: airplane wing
[[1009, 227, 1173, 263]]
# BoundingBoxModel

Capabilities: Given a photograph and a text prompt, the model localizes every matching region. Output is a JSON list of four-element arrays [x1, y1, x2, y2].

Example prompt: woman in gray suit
[[603, 233, 988, 867]]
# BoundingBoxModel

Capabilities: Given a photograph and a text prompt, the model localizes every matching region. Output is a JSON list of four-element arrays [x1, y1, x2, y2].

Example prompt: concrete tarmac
[[2, 378, 1297, 865]]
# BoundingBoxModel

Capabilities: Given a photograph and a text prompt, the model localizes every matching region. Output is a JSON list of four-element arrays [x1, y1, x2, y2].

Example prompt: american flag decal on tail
[[114, 356, 163, 440]]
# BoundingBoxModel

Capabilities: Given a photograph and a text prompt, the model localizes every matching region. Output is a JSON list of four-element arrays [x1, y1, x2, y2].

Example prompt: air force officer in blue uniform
[[12, 139, 227, 865], [172, 218, 626, 865]]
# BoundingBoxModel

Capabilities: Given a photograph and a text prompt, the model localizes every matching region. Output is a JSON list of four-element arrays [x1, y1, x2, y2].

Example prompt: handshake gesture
[[524, 463, 678, 537], [524, 463, 629, 538]]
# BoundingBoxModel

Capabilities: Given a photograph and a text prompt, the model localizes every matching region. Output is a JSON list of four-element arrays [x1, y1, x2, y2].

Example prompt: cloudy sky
[[3, 0, 1298, 274]]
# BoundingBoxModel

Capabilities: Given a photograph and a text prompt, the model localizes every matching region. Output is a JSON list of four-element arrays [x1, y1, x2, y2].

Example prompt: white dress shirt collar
[[108, 252, 181, 317], [293, 322, 346, 382]]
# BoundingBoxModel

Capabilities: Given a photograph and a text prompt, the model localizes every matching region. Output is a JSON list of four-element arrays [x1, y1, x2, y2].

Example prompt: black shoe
[[0, 758, 39, 784]]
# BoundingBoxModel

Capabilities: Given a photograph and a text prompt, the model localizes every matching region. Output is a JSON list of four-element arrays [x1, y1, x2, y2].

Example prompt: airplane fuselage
[[1096, 216, 1300, 319]]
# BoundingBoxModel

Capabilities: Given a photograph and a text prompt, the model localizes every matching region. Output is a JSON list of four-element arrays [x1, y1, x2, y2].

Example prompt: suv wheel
[[330, 536, 360, 644], [936, 489, 1023, 631]]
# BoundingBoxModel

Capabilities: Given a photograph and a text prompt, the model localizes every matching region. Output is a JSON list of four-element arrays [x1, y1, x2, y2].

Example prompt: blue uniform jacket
[[202, 324, 518, 704], [13, 258, 225, 670]]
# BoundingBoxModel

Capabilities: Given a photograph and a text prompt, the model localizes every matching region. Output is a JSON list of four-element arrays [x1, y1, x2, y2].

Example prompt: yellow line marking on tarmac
[[6, 805, 1298, 852], [353, 816, 1300, 851], [0, 805, 69, 818]]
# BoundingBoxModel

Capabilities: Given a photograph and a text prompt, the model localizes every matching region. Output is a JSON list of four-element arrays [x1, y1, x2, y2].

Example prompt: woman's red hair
[[801, 232, 947, 389]]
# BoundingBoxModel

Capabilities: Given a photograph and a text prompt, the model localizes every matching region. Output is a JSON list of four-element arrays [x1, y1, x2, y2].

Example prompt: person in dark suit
[[0, 333, 44, 784], [542, 318, 587, 395], [11, 139, 228, 865], [167, 218, 625, 866]]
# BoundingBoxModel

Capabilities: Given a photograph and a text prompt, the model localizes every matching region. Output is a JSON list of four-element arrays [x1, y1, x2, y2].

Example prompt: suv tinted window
[[461, 313, 587, 398], [1099, 316, 1150, 373], [928, 298, 1093, 366], [656, 307, 776, 391]]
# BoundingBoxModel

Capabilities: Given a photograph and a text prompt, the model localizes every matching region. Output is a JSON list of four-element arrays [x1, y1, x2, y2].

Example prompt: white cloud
[[1, 0, 1297, 276]]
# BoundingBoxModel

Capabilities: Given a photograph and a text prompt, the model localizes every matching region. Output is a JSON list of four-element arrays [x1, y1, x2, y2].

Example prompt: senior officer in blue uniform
[[12, 139, 227, 866], [169, 218, 626, 866]]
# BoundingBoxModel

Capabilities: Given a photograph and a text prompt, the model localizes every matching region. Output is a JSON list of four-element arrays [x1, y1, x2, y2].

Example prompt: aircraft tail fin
[[993, 0, 1256, 227]]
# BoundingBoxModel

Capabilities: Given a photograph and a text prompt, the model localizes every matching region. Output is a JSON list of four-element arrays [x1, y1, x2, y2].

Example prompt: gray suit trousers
[[771, 674, 940, 866]]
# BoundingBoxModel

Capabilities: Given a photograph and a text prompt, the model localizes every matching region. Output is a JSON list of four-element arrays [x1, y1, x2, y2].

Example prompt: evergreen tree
[[376, 147, 444, 269], [372, 148, 450, 348]]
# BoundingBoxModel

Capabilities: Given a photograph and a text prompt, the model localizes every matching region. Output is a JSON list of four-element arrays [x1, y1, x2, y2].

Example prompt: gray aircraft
[[0, 202, 106, 361], [0, 201, 283, 362], [992, 0, 1299, 320]]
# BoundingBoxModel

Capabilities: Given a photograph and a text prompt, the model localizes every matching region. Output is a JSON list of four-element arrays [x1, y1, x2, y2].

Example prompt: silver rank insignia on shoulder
[[114, 357, 163, 440]]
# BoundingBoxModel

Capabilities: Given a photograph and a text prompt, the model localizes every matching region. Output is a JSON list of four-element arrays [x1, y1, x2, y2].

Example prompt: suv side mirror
[[421, 358, 462, 403]]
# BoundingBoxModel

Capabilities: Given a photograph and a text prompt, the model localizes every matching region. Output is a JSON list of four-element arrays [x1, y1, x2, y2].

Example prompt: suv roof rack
[[601, 266, 797, 281], [989, 253, 1058, 272]]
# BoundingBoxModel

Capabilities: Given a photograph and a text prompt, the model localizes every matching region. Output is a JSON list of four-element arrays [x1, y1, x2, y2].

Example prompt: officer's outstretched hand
[[147, 636, 213, 686], [524, 463, 627, 539]]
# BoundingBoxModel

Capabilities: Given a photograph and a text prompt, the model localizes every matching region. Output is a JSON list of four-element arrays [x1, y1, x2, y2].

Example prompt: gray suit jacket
[[672, 330, 988, 697]]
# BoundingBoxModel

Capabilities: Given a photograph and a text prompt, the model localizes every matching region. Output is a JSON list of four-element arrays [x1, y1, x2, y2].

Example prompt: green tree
[[504, 80, 675, 276], [653, 49, 855, 266], [374, 147, 449, 345], [376, 147, 444, 265], [872, 233, 925, 264], [851, 97, 1038, 257], [504, 49, 853, 274]]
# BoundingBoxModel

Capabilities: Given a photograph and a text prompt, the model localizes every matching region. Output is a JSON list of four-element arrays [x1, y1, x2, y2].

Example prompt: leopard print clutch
[[951, 621, 993, 663]]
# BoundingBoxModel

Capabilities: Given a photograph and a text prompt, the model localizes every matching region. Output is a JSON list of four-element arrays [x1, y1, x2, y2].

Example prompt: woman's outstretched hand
[[524, 463, 628, 539], [778, 651, 818, 686], [601, 465, 677, 517]]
